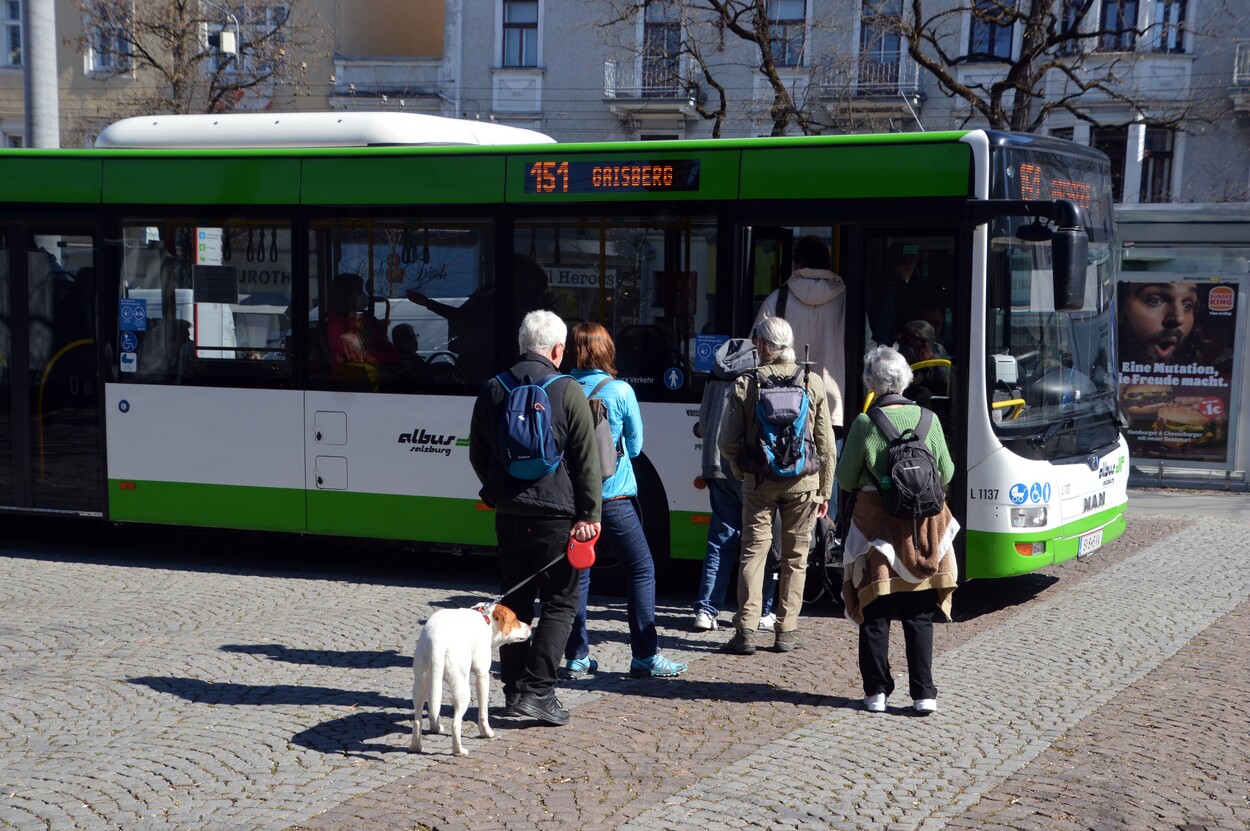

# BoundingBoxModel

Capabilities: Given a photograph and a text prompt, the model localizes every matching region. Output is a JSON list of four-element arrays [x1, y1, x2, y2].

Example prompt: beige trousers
[[732, 487, 820, 634]]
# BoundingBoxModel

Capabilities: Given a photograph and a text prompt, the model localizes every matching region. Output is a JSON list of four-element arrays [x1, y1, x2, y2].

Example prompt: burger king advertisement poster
[[1117, 277, 1242, 467]]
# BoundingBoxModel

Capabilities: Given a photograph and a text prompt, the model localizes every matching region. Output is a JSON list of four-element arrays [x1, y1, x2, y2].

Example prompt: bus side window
[[515, 217, 712, 402]]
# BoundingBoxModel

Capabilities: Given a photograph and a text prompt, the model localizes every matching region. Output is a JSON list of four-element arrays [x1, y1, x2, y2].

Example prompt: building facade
[[0, 0, 445, 146]]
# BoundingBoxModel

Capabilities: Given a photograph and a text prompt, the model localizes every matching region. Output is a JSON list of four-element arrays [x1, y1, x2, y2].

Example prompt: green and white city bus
[[0, 112, 1127, 580]]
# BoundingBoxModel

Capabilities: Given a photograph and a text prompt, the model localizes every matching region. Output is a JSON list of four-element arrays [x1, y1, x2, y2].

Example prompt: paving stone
[[3, 509, 1246, 831]]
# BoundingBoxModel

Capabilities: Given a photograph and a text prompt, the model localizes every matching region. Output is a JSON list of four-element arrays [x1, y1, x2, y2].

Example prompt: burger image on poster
[[1122, 383, 1171, 417], [1153, 404, 1218, 449]]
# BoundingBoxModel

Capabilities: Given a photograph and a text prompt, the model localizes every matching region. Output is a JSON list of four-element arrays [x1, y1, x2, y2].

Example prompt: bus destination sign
[[524, 159, 701, 194], [1018, 162, 1093, 210]]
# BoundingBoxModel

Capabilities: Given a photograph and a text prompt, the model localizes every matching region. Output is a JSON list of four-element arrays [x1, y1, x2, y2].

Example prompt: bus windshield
[[986, 219, 1120, 459]]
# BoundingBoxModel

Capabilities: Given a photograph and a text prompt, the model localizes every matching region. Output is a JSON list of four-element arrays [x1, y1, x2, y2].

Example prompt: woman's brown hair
[[569, 321, 617, 377]]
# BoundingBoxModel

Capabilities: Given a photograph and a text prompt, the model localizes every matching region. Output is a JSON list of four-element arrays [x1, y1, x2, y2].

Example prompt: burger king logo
[[1208, 285, 1235, 313]]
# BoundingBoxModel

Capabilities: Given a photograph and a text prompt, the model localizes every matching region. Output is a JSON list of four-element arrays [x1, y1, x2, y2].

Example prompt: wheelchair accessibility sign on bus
[[1009, 481, 1051, 505]]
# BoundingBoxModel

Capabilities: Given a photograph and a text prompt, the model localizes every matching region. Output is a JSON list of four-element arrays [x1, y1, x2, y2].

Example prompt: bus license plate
[[1078, 529, 1103, 557]]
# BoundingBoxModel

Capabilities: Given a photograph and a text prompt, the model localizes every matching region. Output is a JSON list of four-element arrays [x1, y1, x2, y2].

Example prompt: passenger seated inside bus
[[615, 323, 688, 385], [326, 273, 402, 389], [898, 319, 950, 398]]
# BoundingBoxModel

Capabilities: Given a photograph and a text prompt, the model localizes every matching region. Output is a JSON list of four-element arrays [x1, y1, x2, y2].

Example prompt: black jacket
[[469, 352, 602, 521]]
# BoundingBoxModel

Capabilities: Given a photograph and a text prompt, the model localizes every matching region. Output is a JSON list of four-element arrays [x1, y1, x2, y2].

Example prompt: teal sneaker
[[558, 656, 598, 680], [629, 653, 687, 678]]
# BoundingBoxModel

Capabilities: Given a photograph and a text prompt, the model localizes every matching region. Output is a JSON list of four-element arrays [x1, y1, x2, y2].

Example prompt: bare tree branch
[[65, 0, 329, 136]]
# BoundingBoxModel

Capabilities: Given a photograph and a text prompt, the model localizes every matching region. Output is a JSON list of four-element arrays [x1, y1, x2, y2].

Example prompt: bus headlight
[[1010, 506, 1048, 527]]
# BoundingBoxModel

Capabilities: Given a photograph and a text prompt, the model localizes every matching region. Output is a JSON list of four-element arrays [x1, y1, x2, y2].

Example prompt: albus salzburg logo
[[397, 428, 470, 457]]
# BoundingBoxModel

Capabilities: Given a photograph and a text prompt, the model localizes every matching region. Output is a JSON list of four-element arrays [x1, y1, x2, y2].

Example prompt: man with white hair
[[718, 316, 836, 655], [469, 310, 602, 726]]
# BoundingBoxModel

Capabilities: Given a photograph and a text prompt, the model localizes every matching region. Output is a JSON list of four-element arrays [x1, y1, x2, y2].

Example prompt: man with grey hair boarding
[[718, 316, 836, 656], [469, 310, 602, 727]]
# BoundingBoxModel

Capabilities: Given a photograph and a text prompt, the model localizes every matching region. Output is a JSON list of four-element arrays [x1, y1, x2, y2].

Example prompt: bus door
[[0, 227, 104, 514], [739, 223, 962, 432]]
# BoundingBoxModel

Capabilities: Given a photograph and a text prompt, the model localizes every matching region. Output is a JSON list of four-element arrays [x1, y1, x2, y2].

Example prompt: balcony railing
[[604, 58, 698, 101], [1236, 42, 1250, 86], [813, 51, 922, 100]]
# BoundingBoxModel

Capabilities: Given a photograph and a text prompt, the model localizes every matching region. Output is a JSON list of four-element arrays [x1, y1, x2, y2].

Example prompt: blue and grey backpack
[[495, 371, 568, 480], [740, 367, 821, 481]]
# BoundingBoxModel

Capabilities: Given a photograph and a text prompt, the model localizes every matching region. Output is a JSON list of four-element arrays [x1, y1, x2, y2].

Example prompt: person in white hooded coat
[[753, 235, 847, 432]]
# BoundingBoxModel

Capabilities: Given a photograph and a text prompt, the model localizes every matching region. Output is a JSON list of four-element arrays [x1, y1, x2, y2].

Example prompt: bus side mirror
[[1051, 226, 1088, 312]]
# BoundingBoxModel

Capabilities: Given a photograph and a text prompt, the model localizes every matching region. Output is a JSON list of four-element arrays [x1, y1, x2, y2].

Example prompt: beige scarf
[[841, 490, 959, 624]]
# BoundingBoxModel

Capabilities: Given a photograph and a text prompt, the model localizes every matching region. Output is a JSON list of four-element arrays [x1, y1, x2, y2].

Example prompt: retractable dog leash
[[491, 550, 566, 604], [490, 530, 598, 604]]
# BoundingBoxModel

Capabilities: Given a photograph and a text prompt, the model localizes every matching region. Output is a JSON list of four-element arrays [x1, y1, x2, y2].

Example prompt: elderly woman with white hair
[[718, 316, 836, 656], [835, 344, 958, 716]]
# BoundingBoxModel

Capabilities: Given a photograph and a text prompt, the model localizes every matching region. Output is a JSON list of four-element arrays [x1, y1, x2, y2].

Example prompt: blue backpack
[[495, 372, 568, 480], [739, 368, 822, 481]]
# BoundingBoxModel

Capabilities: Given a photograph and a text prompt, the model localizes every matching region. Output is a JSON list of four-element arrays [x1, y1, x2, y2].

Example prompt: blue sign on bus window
[[695, 334, 729, 372], [119, 299, 148, 331]]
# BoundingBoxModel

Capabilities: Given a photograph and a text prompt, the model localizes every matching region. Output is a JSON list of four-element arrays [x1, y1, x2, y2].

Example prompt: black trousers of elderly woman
[[858, 588, 938, 701]]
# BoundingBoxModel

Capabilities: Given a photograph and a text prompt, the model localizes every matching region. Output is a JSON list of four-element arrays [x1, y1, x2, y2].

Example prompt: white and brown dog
[[409, 602, 532, 756]]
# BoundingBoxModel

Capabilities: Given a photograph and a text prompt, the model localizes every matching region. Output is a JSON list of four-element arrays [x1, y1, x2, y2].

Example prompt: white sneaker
[[913, 698, 937, 715], [757, 613, 777, 631], [693, 610, 718, 631], [864, 693, 887, 713]]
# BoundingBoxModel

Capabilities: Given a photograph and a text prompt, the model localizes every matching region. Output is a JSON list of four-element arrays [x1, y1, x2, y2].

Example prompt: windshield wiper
[[1030, 416, 1074, 448]]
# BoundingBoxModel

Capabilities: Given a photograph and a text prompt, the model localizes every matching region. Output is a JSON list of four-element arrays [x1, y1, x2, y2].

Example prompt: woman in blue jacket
[[561, 322, 687, 679]]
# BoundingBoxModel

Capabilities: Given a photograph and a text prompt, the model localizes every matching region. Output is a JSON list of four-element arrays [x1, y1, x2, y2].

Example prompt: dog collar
[[473, 602, 494, 625]]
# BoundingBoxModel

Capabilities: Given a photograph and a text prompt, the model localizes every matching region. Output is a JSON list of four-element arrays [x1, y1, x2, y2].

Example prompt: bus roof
[[93, 112, 557, 149]]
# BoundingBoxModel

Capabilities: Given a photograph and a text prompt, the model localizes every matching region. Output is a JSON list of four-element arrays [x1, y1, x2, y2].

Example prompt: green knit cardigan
[[835, 404, 955, 493]]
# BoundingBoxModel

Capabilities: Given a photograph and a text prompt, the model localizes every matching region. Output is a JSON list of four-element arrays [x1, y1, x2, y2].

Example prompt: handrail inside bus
[[861, 359, 954, 413], [991, 398, 1027, 420]]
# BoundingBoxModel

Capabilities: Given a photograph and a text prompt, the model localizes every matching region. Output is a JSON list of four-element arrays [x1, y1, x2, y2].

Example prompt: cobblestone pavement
[[0, 499, 1245, 831]]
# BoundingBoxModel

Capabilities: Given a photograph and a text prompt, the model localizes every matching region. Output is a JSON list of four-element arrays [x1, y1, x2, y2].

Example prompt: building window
[[1057, 0, 1084, 56], [768, 0, 806, 67], [642, 0, 681, 95], [87, 6, 131, 73], [1141, 127, 1174, 202], [1092, 126, 1128, 201], [3, 1, 21, 67], [1099, 0, 1139, 51], [502, 0, 538, 68], [1050, 126, 1074, 141], [1148, 0, 1185, 53], [859, 0, 902, 93], [207, 4, 289, 75], [4, 133, 22, 147], [968, 0, 1014, 61]]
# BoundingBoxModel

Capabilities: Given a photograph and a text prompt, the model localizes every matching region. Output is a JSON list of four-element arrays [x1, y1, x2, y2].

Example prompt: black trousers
[[858, 588, 939, 701], [496, 513, 579, 699]]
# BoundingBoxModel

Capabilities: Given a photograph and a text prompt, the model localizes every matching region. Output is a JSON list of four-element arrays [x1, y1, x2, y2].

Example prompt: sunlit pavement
[[0, 489, 1246, 831]]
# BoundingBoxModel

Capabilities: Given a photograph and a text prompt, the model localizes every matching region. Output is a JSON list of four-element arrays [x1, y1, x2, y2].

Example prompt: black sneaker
[[510, 692, 570, 726], [503, 692, 522, 718], [722, 629, 756, 655]]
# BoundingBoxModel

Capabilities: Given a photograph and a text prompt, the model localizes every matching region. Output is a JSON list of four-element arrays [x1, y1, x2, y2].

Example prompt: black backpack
[[866, 395, 945, 527]]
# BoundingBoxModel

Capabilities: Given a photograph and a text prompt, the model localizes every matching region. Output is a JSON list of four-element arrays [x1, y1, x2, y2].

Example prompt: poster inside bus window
[[1117, 277, 1241, 467]]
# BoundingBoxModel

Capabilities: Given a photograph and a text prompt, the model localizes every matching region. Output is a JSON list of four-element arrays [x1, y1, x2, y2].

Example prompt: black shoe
[[774, 629, 801, 652], [722, 629, 756, 655], [503, 692, 521, 718], [510, 692, 570, 726]]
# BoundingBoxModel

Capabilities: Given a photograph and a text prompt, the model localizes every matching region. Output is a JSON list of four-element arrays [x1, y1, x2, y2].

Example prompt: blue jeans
[[694, 478, 774, 618], [565, 497, 659, 661]]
